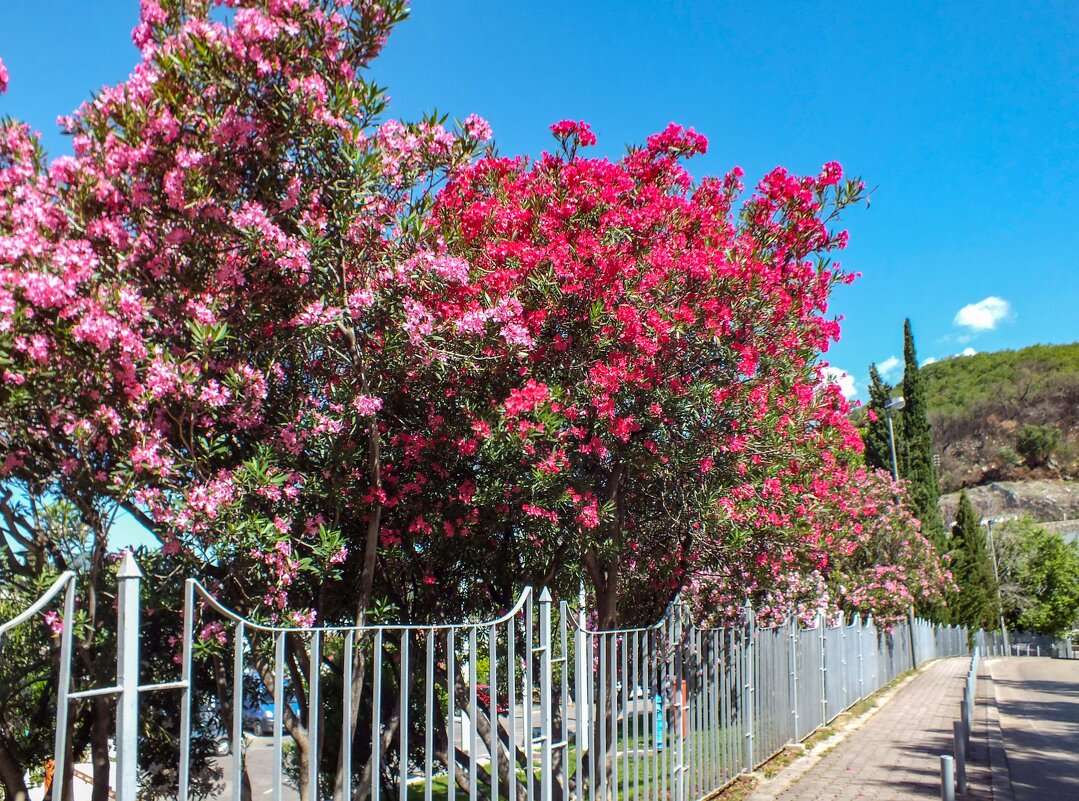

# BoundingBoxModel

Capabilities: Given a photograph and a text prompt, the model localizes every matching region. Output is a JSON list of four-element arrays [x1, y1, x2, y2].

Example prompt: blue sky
[[1, 1, 1077, 401]]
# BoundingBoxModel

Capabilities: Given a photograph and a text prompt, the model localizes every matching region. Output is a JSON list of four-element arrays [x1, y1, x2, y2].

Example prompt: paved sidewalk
[[749, 658, 977, 800]]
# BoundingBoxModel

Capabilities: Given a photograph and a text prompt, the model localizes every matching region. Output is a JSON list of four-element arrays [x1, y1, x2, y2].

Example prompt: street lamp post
[[981, 516, 1009, 654], [884, 397, 906, 482]]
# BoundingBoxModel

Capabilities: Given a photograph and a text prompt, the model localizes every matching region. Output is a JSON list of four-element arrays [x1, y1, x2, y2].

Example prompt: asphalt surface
[[990, 657, 1079, 801], [213, 735, 300, 801]]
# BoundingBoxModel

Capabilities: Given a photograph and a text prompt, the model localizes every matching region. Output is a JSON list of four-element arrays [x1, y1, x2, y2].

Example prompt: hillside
[[939, 479, 1079, 530], [920, 342, 1079, 492]]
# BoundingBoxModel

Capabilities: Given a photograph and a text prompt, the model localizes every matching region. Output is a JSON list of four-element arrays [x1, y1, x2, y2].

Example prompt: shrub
[[1016, 425, 1060, 468], [997, 446, 1022, 467]]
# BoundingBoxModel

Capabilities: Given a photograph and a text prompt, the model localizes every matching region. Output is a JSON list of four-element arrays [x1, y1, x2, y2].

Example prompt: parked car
[[242, 672, 301, 736]]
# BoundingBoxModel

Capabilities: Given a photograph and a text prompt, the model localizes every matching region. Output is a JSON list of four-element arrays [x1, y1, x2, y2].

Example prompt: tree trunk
[[333, 414, 383, 800], [296, 740, 311, 801], [89, 699, 111, 801], [583, 463, 625, 630], [352, 709, 399, 801], [0, 739, 30, 801]]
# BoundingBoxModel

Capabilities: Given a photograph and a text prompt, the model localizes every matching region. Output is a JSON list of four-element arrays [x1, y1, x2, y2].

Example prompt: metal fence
[[976, 629, 1076, 658], [2, 558, 973, 801]]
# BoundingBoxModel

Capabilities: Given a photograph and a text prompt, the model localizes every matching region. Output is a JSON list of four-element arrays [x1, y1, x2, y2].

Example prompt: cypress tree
[[900, 319, 946, 550], [948, 491, 999, 629], [863, 364, 896, 475]]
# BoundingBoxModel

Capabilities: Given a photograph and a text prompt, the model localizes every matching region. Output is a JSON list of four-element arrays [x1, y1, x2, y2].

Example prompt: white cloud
[[960, 347, 977, 357], [824, 367, 857, 400], [954, 297, 1013, 332], [922, 356, 939, 366], [877, 356, 901, 380]]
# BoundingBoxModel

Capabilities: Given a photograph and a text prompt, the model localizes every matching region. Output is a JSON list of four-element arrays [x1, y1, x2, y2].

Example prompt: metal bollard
[[966, 682, 975, 747], [941, 754, 955, 801], [953, 720, 967, 794], [966, 675, 975, 731]]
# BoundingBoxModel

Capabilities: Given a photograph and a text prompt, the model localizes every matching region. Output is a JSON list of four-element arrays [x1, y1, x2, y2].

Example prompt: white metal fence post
[[673, 606, 685, 801], [789, 619, 799, 740], [840, 613, 847, 707], [538, 588, 554, 801], [857, 623, 865, 700], [178, 579, 195, 801], [908, 606, 918, 669], [115, 551, 142, 801], [818, 613, 827, 727], [51, 577, 77, 801], [742, 604, 755, 771], [940, 754, 955, 801]]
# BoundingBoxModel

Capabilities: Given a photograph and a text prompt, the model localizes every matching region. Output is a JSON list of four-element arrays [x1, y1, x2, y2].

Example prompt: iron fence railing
[[0, 559, 978, 801], [976, 628, 1075, 658]]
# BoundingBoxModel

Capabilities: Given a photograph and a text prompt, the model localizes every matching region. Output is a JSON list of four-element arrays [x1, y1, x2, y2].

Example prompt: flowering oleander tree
[[421, 121, 883, 628], [1, 2, 494, 797], [827, 469, 952, 627], [683, 468, 952, 631]]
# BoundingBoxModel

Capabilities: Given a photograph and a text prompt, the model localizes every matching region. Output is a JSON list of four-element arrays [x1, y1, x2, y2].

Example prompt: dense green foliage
[[1015, 424, 1061, 468], [900, 320, 946, 550], [857, 342, 1079, 492], [945, 492, 998, 630], [863, 364, 895, 477], [921, 342, 1079, 415], [920, 342, 1079, 490], [995, 517, 1079, 637]]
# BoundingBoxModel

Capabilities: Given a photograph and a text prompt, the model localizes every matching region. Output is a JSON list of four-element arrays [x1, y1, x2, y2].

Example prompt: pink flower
[[819, 161, 843, 187], [329, 546, 348, 565], [501, 322, 534, 348], [353, 394, 383, 416], [503, 380, 549, 417], [199, 621, 228, 646], [0, 57, 8, 94], [549, 119, 597, 147], [43, 610, 64, 636], [462, 114, 492, 142]]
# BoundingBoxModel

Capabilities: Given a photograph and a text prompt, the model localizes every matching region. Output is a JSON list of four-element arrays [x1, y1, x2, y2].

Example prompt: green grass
[[405, 726, 745, 801]]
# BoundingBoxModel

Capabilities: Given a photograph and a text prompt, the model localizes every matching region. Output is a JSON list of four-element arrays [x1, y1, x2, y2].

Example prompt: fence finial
[[117, 549, 143, 579]]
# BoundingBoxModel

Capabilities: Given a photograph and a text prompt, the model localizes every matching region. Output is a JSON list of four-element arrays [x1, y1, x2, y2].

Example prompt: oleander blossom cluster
[[0, 0, 492, 629], [683, 468, 953, 631]]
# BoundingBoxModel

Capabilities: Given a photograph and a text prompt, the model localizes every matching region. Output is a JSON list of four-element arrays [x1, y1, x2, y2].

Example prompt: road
[[213, 736, 300, 801], [990, 657, 1079, 801]]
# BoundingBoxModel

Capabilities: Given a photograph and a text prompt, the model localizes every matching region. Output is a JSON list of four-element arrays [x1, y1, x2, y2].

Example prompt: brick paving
[[751, 658, 975, 800]]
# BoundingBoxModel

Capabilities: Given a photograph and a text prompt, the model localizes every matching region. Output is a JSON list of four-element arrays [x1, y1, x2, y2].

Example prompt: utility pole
[[981, 517, 1009, 654], [885, 396, 906, 482]]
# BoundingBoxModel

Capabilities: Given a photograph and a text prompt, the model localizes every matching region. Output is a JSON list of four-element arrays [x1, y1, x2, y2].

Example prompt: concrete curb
[[980, 661, 1016, 801]]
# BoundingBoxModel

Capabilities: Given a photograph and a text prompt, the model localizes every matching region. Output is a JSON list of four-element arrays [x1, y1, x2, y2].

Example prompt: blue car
[[241, 672, 301, 736]]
